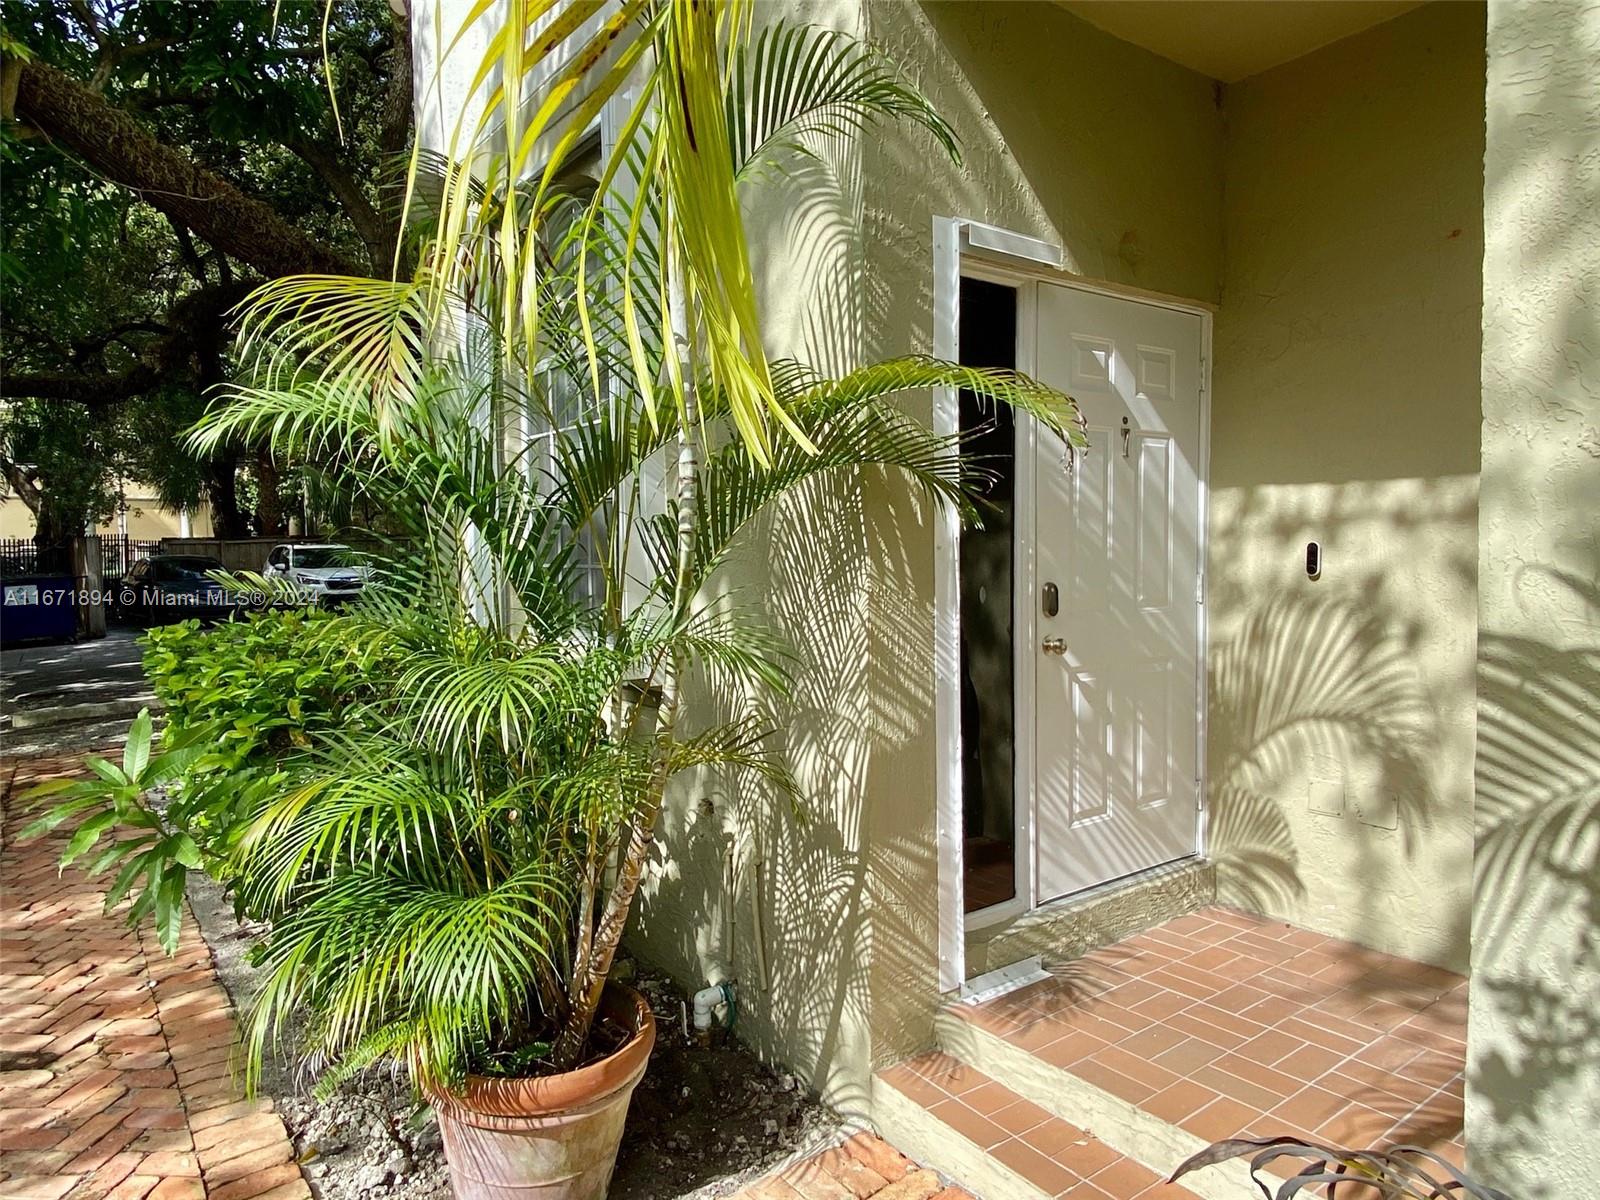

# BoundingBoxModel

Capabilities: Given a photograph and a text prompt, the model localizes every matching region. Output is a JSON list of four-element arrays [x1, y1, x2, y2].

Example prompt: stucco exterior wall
[[627, 0, 1230, 1109], [1207, 2, 1484, 971], [856, 0, 1225, 1074], [1469, 1, 1600, 1192], [0, 490, 210, 540], [624, 0, 885, 1114]]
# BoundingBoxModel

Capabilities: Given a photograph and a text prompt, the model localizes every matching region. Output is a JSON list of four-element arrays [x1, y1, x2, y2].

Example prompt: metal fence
[[0, 535, 160, 579], [0, 537, 41, 576], [97, 534, 163, 579]]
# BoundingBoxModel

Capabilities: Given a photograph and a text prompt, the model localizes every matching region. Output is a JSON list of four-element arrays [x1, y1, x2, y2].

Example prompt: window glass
[[155, 557, 224, 583], [290, 547, 352, 569]]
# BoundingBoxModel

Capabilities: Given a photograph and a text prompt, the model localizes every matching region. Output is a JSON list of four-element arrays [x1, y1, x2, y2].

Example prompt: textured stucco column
[[1469, 2, 1600, 1195]]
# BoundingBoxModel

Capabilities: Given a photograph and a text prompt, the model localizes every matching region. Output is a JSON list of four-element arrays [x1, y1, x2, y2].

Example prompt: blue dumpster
[[1, 575, 78, 646]]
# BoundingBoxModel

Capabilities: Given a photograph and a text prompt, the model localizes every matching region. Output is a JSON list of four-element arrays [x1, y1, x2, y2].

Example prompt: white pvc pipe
[[692, 984, 726, 1031]]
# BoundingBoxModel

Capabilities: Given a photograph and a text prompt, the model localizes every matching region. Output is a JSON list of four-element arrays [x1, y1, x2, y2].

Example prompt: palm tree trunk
[[552, 222, 699, 1070]]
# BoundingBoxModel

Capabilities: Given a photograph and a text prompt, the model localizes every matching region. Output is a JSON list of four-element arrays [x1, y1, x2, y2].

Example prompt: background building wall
[[1469, 0, 1600, 1191], [0, 486, 211, 540], [1207, 2, 1485, 971]]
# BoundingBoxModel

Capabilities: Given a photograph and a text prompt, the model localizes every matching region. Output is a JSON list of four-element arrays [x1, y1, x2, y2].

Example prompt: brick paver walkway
[[0, 752, 309, 1200], [730, 1132, 973, 1200]]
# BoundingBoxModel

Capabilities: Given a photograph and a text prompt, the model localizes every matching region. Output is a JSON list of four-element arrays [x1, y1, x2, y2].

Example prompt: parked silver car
[[263, 543, 370, 604]]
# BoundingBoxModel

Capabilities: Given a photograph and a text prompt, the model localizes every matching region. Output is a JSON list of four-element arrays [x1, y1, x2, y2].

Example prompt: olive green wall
[[626, 0, 1228, 1110], [1468, 1, 1600, 1192], [1207, 2, 1484, 971], [628, 0, 1520, 1121], [623, 0, 885, 1114], [856, 0, 1226, 1074]]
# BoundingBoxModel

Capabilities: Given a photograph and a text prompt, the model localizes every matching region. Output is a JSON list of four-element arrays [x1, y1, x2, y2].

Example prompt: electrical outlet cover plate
[[1355, 793, 1399, 831], [1308, 780, 1345, 817]]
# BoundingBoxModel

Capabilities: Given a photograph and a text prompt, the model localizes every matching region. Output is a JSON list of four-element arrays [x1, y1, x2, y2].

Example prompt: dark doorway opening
[[959, 276, 1018, 914]]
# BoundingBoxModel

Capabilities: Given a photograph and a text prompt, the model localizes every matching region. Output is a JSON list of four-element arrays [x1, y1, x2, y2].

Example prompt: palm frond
[[729, 21, 959, 181]]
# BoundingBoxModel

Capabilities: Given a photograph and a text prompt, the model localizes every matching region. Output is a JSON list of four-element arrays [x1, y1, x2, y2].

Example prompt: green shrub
[[23, 610, 403, 951], [143, 607, 393, 772]]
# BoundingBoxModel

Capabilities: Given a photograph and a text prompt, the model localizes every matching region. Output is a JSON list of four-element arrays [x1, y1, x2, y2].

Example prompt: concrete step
[[872, 1052, 1205, 1200], [4, 694, 158, 730], [934, 1007, 1255, 1200]]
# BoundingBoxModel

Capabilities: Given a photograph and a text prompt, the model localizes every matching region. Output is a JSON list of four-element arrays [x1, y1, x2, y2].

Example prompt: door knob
[[1042, 636, 1066, 655]]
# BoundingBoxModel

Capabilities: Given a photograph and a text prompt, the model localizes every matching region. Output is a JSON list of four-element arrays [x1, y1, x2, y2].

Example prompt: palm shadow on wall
[[1470, 568, 1600, 1166], [1208, 597, 1440, 914], [626, 84, 931, 1121]]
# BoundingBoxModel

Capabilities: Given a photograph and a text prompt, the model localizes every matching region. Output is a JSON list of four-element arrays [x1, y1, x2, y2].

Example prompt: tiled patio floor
[[0, 751, 308, 1200], [950, 906, 1467, 1162]]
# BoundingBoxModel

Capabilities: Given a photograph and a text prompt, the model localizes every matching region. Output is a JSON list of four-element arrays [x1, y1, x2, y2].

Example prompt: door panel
[[1034, 284, 1203, 902]]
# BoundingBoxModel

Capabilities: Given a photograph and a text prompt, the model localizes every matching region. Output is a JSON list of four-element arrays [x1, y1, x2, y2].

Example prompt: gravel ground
[[186, 868, 847, 1199]]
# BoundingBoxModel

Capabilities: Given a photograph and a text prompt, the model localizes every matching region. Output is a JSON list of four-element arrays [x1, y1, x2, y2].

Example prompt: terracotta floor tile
[[960, 1079, 1020, 1116], [1145, 1079, 1217, 1124], [929, 1097, 1011, 1149], [1131, 990, 1191, 1022], [1100, 979, 1167, 1009], [992, 1136, 1090, 1195], [1239, 994, 1307, 1026], [1089, 1157, 1162, 1198], [1181, 1096, 1262, 1143], [1020, 1115, 1090, 1157], [1272, 1084, 1363, 1132], [1210, 1053, 1305, 1103], [1119, 1023, 1190, 1061], [927, 906, 1467, 1188], [1398, 1089, 1465, 1145], [1039, 1030, 1113, 1069], [1052, 1133, 1122, 1180], [1056, 1183, 1115, 1200], [1401, 1051, 1461, 1092], [1091, 1045, 1183, 1094], [1277, 1016, 1368, 1059], [1317, 1102, 1396, 1147], [991, 1096, 1055, 1137], [1152, 1036, 1228, 1076], [1236, 1028, 1304, 1066], [1168, 1012, 1249, 1051], [1073, 1055, 1160, 1105], [1352, 1035, 1424, 1073], [1190, 1064, 1283, 1113], [878, 1061, 949, 1108]]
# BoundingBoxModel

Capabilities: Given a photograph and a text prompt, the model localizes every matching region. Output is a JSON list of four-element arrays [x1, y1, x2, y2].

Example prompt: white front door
[[1033, 283, 1204, 902]]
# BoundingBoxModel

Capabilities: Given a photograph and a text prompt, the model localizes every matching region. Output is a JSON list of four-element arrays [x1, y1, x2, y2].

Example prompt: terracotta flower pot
[[429, 985, 656, 1200]]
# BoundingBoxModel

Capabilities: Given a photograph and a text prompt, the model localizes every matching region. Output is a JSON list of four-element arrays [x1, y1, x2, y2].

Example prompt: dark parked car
[[113, 555, 241, 624]]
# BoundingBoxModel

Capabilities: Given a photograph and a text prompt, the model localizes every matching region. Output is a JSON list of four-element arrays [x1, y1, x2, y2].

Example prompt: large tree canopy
[[0, 0, 412, 536]]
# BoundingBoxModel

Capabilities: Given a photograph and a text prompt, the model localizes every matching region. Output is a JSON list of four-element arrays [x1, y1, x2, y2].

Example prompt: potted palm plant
[[33, 8, 1085, 1199]]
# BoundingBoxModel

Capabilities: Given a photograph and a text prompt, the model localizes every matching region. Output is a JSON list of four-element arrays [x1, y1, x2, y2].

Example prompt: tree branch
[[2, 281, 253, 409], [0, 453, 44, 515], [287, 137, 391, 274], [13, 61, 356, 279]]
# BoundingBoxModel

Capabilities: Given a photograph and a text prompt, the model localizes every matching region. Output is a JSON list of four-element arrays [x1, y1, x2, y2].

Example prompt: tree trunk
[[12, 62, 354, 280], [33, 507, 77, 574], [254, 449, 286, 535], [551, 228, 699, 1071], [206, 453, 248, 538]]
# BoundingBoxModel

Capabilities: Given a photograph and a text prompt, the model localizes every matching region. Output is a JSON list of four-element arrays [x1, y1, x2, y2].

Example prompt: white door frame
[[931, 217, 1214, 994]]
